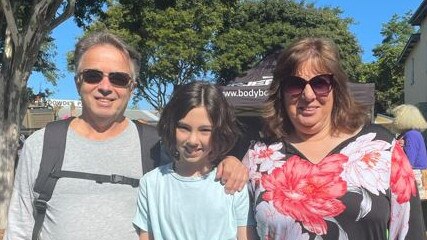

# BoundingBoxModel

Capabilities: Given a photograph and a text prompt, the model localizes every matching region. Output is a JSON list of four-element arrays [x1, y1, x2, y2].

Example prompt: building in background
[[398, 0, 427, 115], [22, 99, 159, 136], [398, 1, 427, 224]]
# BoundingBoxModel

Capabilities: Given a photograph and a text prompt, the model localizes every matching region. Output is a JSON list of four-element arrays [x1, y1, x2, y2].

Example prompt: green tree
[[85, 0, 362, 110], [212, 0, 363, 83], [361, 13, 415, 114], [83, 0, 237, 111], [0, 0, 107, 227]]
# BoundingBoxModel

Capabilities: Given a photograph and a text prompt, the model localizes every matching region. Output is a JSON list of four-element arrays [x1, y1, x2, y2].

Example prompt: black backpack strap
[[50, 170, 139, 187], [132, 120, 163, 173], [32, 117, 74, 240], [31, 119, 164, 240]]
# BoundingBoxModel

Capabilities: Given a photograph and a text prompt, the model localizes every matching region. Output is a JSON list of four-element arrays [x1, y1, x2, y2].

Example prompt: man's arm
[[216, 156, 249, 194], [4, 139, 38, 240]]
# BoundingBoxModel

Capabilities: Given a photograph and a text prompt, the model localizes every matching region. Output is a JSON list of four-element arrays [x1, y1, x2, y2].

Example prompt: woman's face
[[282, 60, 334, 136]]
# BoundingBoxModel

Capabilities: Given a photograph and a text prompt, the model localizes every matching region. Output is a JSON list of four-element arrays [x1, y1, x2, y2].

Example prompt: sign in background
[[47, 99, 82, 108]]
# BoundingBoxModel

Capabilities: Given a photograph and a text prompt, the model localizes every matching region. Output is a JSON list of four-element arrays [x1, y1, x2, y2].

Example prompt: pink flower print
[[243, 142, 285, 200], [243, 150, 262, 182], [255, 202, 310, 240], [340, 133, 391, 195], [389, 195, 410, 240], [251, 142, 285, 173], [261, 154, 348, 235], [390, 142, 416, 204], [361, 152, 380, 168]]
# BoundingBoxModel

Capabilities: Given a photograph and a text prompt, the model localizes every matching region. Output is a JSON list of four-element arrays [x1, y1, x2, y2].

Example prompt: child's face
[[175, 106, 212, 164]]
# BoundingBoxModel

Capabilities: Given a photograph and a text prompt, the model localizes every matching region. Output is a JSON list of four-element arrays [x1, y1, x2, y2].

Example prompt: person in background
[[243, 37, 426, 239], [4, 31, 248, 240], [133, 81, 257, 240], [392, 104, 427, 199]]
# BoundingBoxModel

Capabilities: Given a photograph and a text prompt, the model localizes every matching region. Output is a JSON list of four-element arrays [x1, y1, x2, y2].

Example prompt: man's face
[[76, 44, 134, 123]]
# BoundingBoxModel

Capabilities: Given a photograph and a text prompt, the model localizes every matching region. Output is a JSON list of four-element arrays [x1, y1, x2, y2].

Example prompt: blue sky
[[28, 0, 422, 110]]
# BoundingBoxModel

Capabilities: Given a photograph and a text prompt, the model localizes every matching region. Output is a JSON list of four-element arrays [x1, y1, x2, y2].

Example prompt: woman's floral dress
[[243, 124, 426, 240]]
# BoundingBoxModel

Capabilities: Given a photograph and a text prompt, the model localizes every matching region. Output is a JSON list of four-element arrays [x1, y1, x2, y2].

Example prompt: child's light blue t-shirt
[[133, 163, 255, 240]]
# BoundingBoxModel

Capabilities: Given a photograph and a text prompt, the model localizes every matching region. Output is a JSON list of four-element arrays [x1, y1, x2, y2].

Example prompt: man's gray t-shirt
[[4, 120, 143, 240]]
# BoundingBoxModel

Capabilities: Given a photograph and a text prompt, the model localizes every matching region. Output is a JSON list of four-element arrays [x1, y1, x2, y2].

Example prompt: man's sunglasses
[[281, 74, 333, 96], [77, 69, 133, 88]]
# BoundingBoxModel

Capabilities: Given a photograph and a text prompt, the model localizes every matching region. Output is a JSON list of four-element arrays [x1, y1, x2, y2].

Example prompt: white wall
[[404, 17, 427, 105]]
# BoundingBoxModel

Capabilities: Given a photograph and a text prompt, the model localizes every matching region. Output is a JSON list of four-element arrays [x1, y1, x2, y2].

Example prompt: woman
[[243, 38, 425, 239], [133, 82, 257, 240], [392, 104, 427, 199]]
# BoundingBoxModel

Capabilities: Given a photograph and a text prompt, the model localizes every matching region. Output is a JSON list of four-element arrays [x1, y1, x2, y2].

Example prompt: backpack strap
[[32, 117, 74, 240], [132, 120, 162, 173], [50, 170, 139, 187], [31, 119, 163, 240]]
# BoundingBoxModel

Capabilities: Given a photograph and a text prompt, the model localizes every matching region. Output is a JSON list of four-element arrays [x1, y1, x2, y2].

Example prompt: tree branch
[[138, 79, 169, 111], [48, 0, 76, 31], [23, 0, 49, 44], [0, 0, 19, 46]]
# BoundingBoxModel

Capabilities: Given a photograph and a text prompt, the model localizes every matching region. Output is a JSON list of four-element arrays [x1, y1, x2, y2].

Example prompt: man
[[4, 31, 248, 240]]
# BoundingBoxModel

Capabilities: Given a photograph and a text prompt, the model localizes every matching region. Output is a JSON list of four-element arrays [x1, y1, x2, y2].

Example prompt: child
[[133, 81, 257, 240]]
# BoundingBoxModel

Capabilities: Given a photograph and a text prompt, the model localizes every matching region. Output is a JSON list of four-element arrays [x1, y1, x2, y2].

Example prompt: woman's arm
[[404, 131, 427, 169], [403, 132, 418, 165]]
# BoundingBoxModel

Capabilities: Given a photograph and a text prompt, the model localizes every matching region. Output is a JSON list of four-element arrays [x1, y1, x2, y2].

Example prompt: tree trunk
[[0, 0, 76, 229], [0, 39, 41, 229], [0, 109, 20, 229], [0, 31, 26, 226], [0, 18, 25, 227]]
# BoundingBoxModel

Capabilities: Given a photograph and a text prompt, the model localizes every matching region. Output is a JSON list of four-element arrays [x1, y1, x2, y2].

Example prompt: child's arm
[[139, 230, 153, 240], [133, 176, 153, 240], [237, 226, 259, 240]]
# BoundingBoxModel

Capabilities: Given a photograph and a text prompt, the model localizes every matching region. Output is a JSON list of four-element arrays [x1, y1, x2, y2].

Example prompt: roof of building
[[57, 106, 159, 124], [410, 0, 427, 25], [123, 109, 160, 123], [398, 0, 426, 64], [398, 33, 421, 64]]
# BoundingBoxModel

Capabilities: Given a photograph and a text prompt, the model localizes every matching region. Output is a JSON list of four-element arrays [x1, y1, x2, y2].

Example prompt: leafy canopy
[[80, 0, 362, 110], [213, 0, 362, 83], [360, 12, 416, 114]]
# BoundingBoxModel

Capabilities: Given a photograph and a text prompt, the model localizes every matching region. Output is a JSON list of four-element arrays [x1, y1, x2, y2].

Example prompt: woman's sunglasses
[[77, 69, 133, 88], [281, 74, 333, 97]]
